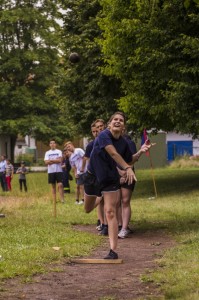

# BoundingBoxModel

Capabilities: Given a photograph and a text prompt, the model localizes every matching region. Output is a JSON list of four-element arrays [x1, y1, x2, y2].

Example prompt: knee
[[106, 209, 115, 221], [84, 196, 97, 213], [122, 200, 130, 208]]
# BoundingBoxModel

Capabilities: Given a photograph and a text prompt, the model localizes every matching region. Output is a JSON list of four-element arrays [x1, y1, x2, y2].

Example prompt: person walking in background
[[65, 141, 87, 205], [5, 159, 14, 191], [44, 139, 65, 203], [0, 155, 7, 191], [16, 161, 28, 192]]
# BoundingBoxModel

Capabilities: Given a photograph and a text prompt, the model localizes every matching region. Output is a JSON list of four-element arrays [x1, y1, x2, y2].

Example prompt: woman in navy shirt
[[84, 112, 153, 259], [84, 112, 137, 259]]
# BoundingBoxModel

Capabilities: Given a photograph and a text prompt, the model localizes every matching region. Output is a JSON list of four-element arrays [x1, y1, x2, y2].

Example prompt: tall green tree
[[0, 0, 72, 159], [60, 0, 121, 136], [98, 0, 199, 137]]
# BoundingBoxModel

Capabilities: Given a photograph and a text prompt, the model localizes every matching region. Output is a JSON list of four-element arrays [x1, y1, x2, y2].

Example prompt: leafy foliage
[[98, 0, 199, 137], [60, 0, 120, 135], [0, 0, 73, 147]]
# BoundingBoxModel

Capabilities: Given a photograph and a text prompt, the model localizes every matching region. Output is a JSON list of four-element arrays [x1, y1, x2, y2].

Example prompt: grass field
[[0, 166, 199, 299]]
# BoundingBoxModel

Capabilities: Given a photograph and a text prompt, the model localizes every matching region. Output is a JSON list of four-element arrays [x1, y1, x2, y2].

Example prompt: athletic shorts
[[48, 172, 63, 184], [84, 171, 120, 197], [120, 181, 136, 191], [76, 173, 86, 185]]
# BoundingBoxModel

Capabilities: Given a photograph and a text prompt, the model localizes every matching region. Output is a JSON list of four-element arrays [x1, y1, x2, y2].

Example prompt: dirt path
[[0, 226, 174, 300]]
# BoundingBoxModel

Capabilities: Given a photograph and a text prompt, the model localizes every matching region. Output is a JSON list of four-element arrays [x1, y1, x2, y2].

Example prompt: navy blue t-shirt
[[85, 140, 95, 158], [88, 129, 132, 185], [123, 135, 137, 155]]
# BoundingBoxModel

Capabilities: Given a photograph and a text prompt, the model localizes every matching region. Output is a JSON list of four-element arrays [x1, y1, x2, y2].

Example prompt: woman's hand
[[140, 139, 156, 153], [117, 167, 137, 184], [126, 167, 137, 184]]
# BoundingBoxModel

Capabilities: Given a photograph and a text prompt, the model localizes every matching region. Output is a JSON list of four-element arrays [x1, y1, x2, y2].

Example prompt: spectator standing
[[0, 155, 7, 191], [65, 141, 87, 204], [5, 159, 14, 191], [44, 140, 65, 203], [16, 161, 28, 192]]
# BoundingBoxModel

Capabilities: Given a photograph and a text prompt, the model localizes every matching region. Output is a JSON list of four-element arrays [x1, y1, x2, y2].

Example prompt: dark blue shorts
[[120, 181, 136, 191], [84, 171, 120, 197], [76, 173, 86, 185], [48, 172, 63, 184]]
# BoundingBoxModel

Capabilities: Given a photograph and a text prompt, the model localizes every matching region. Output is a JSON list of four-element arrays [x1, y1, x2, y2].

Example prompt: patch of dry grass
[[169, 156, 199, 168]]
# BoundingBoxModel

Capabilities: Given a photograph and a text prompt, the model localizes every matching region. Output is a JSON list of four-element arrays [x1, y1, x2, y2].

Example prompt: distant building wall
[[14, 135, 36, 157]]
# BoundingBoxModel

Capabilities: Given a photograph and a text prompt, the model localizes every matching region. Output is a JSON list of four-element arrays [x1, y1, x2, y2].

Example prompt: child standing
[[16, 161, 28, 192], [5, 159, 14, 191]]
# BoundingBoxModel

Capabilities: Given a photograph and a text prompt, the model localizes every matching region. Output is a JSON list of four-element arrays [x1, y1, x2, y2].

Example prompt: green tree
[[60, 0, 121, 136], [98, 0, 199, 137], [0, 0, 72, 160]]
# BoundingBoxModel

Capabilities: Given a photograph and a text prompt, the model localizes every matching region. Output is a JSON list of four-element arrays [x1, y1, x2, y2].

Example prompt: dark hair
[[49, 139, 56, 143], [108, 111, 126, 124]]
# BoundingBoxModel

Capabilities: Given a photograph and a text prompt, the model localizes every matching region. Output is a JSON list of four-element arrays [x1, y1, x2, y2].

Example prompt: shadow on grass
[[133, 218, 199, 237], [134, 169, 199, 197]]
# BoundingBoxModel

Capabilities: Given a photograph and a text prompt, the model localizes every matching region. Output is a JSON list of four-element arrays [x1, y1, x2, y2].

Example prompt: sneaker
[[96, 224, 103, 231], [75, 200, 79, 204], [118, 228, 129, 239], [96, 219, 100, 228], [78, 200, 84, 205], [104, 249, 118, 259], [99, 225, 108, 236]]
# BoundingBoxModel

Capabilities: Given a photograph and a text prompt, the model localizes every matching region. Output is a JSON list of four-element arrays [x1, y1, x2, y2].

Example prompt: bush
[[15, 154, 34, 166]]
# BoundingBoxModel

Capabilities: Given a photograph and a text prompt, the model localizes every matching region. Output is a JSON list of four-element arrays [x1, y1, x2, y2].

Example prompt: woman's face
[[109, 114, 125, 133]]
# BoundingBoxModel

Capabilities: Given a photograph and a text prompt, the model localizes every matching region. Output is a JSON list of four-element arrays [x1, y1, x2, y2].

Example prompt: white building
[[14, 135, 36, 159]]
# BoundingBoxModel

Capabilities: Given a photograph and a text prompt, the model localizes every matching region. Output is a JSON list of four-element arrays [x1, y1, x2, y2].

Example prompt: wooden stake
[[70, 258, 123, 264]]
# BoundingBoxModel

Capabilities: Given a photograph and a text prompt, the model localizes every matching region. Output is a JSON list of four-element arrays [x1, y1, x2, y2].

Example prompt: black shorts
[[76, 173, 86, 185], [120, 181, 136, 191], [48, 172, 63, 184], [84, 171, 120, 197]]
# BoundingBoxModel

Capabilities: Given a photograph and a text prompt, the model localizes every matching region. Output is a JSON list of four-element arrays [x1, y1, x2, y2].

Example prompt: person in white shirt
[[0, 155, 7, 191], [44, 140, 65, 203], [64, 141, 87, 204]]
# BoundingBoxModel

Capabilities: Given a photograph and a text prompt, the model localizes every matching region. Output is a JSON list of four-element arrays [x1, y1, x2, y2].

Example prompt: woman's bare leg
[[103, 190, 120, 251]]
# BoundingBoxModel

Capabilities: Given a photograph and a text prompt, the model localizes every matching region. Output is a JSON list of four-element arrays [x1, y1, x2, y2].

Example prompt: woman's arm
[[132, 141, 156, 163], [105, 144, 137, 184]]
